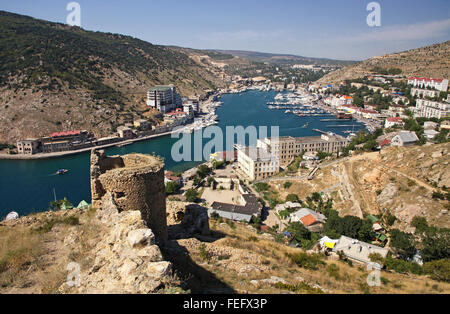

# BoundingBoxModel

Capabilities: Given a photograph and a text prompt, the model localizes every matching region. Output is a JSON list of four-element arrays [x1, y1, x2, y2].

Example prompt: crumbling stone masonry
[[90, 149, 168, 241]]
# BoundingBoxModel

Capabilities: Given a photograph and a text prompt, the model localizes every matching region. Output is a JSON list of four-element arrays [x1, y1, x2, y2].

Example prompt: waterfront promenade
[[0, 130, 176, 160]]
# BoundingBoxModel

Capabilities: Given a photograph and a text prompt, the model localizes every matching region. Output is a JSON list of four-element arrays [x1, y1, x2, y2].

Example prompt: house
[[17, 139, 41, 155], [209, 194, 262, 222], [275, 202, 303, 214], [391, 131, 419, 147], [385, 117, 404, 129], [134, 119, 152, 131], [165, 171, 182, 185], [424, 129, 439, 140], [290, 208, 327, 232], [441, 120, 450, 130], [117, 126, 134, 139], [424, 121, 439, 130], [333, 236, 389, 265]]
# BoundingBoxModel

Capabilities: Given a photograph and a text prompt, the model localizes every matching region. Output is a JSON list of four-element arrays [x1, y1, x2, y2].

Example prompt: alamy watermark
[[366, 2, 381, 27], [366, 262, 382, 287], [66, 2, 81, 27]]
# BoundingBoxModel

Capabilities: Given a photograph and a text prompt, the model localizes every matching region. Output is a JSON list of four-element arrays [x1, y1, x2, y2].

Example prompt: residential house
[[333, 236, 389, 265], [117, 126, 134, 139], [391, 131, 419, 147], [17, 139, 41, 155], [209, 194, 263, 222], [441, 120, 450, 130], [290, 208, 327, 232], [385, 117, 404, 129]]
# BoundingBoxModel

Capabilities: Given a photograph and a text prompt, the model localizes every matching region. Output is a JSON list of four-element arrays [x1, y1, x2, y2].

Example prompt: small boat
[[56, 169, 69, 175]]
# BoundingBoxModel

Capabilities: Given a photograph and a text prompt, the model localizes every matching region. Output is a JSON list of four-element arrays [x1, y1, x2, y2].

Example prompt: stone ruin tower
[[90, 149, 168, 242]]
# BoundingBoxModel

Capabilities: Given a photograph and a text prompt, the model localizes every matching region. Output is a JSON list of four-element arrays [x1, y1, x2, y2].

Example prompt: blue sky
[[1, 0, 449, 60]]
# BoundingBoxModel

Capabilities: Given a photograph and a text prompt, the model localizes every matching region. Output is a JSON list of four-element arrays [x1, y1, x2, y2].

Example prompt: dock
[[312, 129, 328, 134], [320, 119, 352, 122]]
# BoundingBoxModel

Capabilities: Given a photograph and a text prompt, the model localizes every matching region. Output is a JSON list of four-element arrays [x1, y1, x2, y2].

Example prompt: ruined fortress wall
[[90, 150, 168, 241]]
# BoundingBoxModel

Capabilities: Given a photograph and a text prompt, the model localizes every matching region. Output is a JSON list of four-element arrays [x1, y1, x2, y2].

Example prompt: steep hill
[[0, 11, 225, 143], [214, 50, 356, 66], [316, 41, 450, 86]]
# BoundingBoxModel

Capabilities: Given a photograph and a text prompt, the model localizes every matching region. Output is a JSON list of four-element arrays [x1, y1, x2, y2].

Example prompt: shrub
[[165, 181, 180, 195], [285, 194, 299, 203], [185, 189, 200, 203], [198, 244, 212, 262], [255, 182, 270, 192], [286, 252, 325, 270], [326, 263, 341, 280], [423, 259, 450, 282], [283, 182, 293, 189]]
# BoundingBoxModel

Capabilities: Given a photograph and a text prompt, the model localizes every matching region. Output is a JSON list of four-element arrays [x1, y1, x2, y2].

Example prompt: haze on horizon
[[0, 0, 449, 61]]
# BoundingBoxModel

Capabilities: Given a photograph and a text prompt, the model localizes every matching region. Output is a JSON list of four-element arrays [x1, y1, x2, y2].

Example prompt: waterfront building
[[42, 130, 89, 144], [237, 134, 349, 180], [258, 134, 349, 169], [133, 119, 152, 131], [117, 126, 134, 139], [17, 139, 41, 155], [146, 85, 182, 113], [415, 99, 450, 119], [407, 77, 448, 92]]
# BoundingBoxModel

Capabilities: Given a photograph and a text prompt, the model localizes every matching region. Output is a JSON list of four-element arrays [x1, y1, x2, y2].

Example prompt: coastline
[[0, 130, 176, 160]]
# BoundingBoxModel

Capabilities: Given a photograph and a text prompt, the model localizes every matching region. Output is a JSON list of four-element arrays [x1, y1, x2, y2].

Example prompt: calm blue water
[[0, 90, 366, 217]]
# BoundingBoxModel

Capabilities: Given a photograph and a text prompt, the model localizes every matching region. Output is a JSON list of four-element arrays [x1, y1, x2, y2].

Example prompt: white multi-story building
[[415, 99, 450, 119], [331, 95, 353, 108], [237, 134, 349, 181], [410, 88, 440, 99], [147, 85, 182, 113], [236, 145, 279, 181], [407, 77, 448, 92]]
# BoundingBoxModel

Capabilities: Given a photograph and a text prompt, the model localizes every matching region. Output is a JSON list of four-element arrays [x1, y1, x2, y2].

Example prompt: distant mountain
[[212, 50, 356, 66], [316, 41, 450, 86], [0, 11, 225, 143]]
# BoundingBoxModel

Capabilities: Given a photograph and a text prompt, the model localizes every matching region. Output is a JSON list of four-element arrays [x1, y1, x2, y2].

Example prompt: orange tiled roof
[[300, 214, 317, 227]]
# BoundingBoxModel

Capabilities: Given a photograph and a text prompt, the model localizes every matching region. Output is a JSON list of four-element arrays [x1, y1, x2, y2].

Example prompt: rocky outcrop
[[166, 201, 210, 239], [60, 193, 175, 294], [90, 150, 168, 242]]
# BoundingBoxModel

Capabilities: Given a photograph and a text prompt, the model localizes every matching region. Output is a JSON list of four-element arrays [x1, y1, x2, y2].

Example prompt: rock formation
[[90, 150, 167, 242], [59, 193, 176, 294]]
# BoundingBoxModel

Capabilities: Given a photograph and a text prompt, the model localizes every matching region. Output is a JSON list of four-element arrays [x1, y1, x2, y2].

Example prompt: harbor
[[0, 90, 367, 216]]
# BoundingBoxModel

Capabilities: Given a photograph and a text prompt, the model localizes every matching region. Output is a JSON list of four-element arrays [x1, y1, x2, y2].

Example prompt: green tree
[[185, 189, 200, 203], [285, 194, 300, 203], [165, 181, 180, 195], [390, 229, 416, 260]]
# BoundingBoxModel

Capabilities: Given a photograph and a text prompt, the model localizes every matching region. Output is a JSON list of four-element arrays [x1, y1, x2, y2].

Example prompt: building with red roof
[[407, 77, 448, 92]]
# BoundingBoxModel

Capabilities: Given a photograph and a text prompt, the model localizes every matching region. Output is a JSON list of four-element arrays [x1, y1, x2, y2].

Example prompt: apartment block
[[146, 85, 182, 113], [237, 134, 349, 180], [258, 134, 349, 168], [415, 99, 450, 119], [407, 77, 448, 92]]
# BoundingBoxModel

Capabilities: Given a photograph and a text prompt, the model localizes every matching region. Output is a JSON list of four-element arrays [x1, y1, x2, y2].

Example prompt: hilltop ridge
[[316, 41, 450, 86]]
